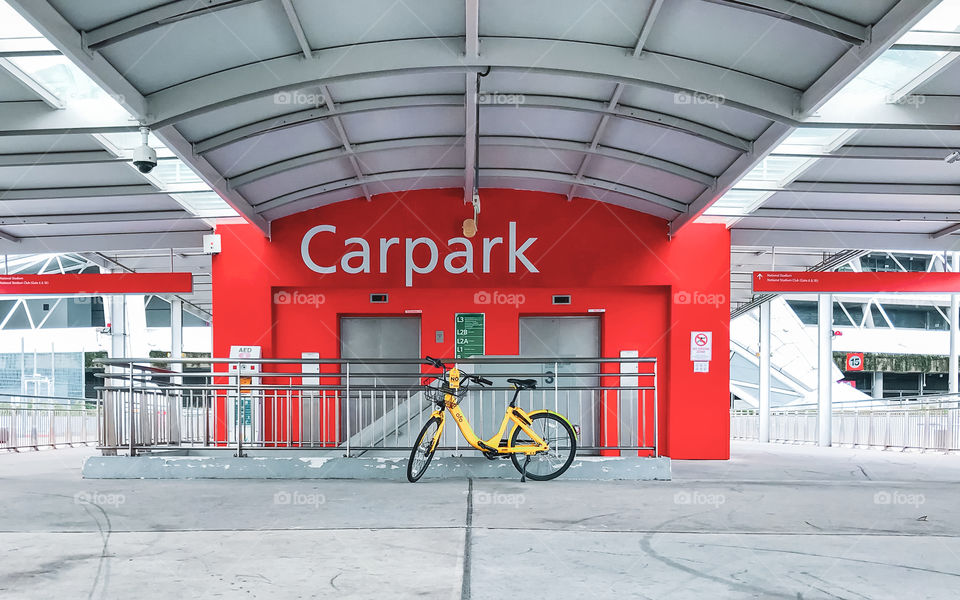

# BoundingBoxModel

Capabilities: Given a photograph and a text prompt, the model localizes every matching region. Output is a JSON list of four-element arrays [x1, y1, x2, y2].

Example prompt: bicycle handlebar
[[423, 357, 492, 386]]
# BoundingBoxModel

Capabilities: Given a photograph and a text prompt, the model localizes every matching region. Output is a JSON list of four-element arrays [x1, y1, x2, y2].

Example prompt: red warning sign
[[845, 353, 864, 372]]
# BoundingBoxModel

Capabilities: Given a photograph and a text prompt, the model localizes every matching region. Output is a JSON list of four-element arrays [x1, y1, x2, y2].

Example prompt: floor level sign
[[455, 313, 485, 358]]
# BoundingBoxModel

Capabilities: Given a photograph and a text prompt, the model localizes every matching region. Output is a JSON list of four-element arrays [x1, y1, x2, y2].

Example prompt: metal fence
[[731, 394, 960, 451], [0, 393, 98, 451], [95, 356, 658, 457]]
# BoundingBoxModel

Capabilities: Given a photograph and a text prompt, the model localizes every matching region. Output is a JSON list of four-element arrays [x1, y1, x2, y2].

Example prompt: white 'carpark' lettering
[[300, 222, 537, 285]]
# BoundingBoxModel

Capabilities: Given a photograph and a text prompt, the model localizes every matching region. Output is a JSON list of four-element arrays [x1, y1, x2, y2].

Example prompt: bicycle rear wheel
[[509, 412, 577, 481], [407, 416, 441, 483]]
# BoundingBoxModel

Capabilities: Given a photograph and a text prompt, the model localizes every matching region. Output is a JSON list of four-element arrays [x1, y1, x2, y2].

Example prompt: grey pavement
[[2, 441, 959, 599]]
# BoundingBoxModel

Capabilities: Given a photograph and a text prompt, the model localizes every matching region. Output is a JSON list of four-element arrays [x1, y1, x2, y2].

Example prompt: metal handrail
[[96, 355, 659, 457], [0, 393, 99, 451], [96, 356, 658, 365]]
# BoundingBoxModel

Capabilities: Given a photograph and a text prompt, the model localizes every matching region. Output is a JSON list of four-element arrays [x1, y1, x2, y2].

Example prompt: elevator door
[[519, 316, 600, 450], [339, 317, 421, 440]]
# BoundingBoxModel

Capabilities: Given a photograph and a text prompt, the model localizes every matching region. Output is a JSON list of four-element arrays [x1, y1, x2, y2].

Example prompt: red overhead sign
[[753, 271, 960, 294], [0, 273, 193, 295]]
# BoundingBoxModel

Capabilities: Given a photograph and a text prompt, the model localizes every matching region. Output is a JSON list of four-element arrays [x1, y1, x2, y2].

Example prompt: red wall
[[212, 188, 731, 459]]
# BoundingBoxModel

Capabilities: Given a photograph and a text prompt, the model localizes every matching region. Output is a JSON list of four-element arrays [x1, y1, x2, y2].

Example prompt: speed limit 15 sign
[[845, 352, 864, 372]]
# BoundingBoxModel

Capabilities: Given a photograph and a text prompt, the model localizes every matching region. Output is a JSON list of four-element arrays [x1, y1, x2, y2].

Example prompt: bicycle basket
[[423, 380, 466, 404]]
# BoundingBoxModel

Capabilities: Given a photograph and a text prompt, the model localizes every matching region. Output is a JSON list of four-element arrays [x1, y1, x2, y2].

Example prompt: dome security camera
[[132, 127, 157, 174]]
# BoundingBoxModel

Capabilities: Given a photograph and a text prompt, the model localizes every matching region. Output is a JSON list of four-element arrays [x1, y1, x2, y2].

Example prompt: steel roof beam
[[701, 0, 868, 44], [0, 230, 208, 254], [254, 167, 687, 214], [194, 93, 751, 155], [894, 30, 960, 51], [0, 99, 136, 136], [0, 150, 121, 167], [808, 96, 960, 129], [739, 182, 960, 195], [771, 146, 957, 160], [632, 0, 665, 56], [670, 0, 943, 236], [279, 0, 312, 59], [0, 211, 197, 226], [227, 134, 715, 189], [317, 85, 371, 202], [731, 228, 960, 252], [463, 0, 480, 205], [153, 125, 271, 232], [0, 37, 59, 56], [718, 209, 960, 221], [0, 57, 63, 108], [143, 37, 801, 127], [932, 223, 960, 239], [7, 0, 270, 236], [0, 185, 219, 201], [82, 0, 262, 49]]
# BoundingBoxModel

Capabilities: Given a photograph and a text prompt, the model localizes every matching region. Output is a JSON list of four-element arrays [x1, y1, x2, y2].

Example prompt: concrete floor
[[2, 442, 959, 599]]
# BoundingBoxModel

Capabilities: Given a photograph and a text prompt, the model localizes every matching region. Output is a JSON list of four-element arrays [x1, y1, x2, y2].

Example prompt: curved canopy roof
[[2, 0, 947, 253]]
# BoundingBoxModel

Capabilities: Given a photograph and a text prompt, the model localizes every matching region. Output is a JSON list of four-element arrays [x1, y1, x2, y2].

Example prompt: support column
[[758, 302, 771, 443], [950, 253, 959, 394], [102, 293, 126, 455], [818, 294, 833, 447], [872, 371, 884, 399], [169, 298, 183, 444]]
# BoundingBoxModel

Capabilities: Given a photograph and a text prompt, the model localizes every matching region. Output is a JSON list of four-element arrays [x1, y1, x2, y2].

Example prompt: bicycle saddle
[[507, 378, 538, 389]]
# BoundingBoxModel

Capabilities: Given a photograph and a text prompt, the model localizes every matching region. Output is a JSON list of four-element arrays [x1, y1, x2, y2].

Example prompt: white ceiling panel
[[237, 157, 357, 205], [0, 134, 104, 154], [480, 71, 618, 104], [204, 123, 343, 178], [100, 4, 301, 94], [480, 106, 600, 143], [601, 119, 741, 176], [294, 0, 464, 49], [339, 106, 464, 143], [618, 85, 771, 141], [649, 0, 849, 89], [328, 72, 464, 103], [798, 157, 960, 184], [0, 162, 147, 188], [355, 146, 463, 175], [584, 158, 707, 203], [481, 0, 653, 47]]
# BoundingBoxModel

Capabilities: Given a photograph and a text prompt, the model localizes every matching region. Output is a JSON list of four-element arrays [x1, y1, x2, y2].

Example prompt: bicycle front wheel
[[509, 412, 577, 481], [407, 416, 441, 483]]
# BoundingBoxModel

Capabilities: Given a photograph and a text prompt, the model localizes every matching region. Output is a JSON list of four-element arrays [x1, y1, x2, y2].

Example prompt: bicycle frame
[[428, 367, 549, 455]]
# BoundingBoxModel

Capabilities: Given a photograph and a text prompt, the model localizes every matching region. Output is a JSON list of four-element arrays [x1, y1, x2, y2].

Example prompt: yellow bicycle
[[407, 356, 578, 483]]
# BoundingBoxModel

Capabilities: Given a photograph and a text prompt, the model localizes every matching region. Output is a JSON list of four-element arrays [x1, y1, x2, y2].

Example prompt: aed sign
[[846, 352, 864, 372], [300, 222, 538, 287], [690, 331, 712, 361]]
